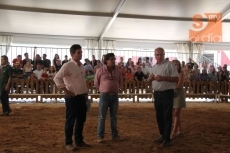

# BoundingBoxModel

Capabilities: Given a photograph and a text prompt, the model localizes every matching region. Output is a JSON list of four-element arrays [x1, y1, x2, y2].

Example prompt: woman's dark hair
[[172, 60, 182, 73], [70, 44, 82, 55], [104, 53, 115, 65], [126, 68, 131, 73]]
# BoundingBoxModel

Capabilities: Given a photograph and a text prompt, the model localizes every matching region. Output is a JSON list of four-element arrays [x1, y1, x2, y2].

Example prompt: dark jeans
[[65, 94, 87, 145], [154, 89, 174, 142], [1, 89, 10, 113]]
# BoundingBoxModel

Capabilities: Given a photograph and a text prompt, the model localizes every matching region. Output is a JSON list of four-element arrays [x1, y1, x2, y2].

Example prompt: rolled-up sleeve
[[53, 64, 68, 89]]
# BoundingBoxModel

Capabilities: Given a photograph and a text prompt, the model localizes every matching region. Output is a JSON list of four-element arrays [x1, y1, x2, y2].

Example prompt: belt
[[154, 89, 174, 94], [77, 93, 88, 96], [100, 92, 118, 95]]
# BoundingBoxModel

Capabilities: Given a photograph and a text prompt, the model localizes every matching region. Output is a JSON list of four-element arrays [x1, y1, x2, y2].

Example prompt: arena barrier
[[9, 79, 230, 103]]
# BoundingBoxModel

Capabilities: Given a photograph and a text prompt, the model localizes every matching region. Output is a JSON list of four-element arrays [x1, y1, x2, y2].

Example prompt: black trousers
[[154, 89, 174, 142], [65, 94, 87, 145], [1, 89, 10, 113]]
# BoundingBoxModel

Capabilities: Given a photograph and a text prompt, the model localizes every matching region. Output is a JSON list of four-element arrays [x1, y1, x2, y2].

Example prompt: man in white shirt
[[33, 63, 43, 79], [54, 44, 91, 151]]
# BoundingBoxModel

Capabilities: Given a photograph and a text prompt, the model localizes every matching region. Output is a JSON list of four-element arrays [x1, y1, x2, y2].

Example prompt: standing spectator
[[118, 57, 125, 66], [208, 68, 218, 82], [54, 44, 91, 151], [22, 53, 32, 67], [94, 53, 123, 143], [33, 63, 43, 80], [219, 65, 229, 82], [23, 60, 33, 79], [125, 58, 132, 68], [32, 54, 43, 70], [62, 55, 69, 65], [90, 55, 97, 68], [42, 54, 51, 69], [181, 61, 186, 70], [148, 47, 178, 147], [171, 60, 186, 139], [145, 57, 152, 70], [12, 55, 23, 68], [53, 54, 60, 69], [199, 69, 209, 81], [0, 55, 13, 116], [186, 58, 198, 69]]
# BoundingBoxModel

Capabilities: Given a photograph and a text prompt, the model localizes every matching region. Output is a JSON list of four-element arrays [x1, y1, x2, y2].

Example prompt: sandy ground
[[0, 102, 230, 153]]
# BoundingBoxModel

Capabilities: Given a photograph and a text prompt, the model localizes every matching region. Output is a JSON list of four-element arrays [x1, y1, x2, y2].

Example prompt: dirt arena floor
[[0, 102, 230, 153]]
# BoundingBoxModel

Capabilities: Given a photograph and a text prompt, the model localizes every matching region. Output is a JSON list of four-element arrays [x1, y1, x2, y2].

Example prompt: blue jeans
[[65, 95, 87, 145], [97, 93, 119, 138]]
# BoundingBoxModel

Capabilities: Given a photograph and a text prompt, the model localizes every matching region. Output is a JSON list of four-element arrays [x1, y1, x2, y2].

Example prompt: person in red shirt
[[12, 55, 23, 68], [41, 69, 49, 80]]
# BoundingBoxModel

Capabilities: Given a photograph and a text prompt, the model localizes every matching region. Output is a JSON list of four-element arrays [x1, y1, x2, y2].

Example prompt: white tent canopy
[[0, 0, 230, 49]]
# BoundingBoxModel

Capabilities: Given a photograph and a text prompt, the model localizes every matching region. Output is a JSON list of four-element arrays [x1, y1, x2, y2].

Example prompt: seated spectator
[[208, 68, 218, 82], [85, 70, 94, 82], [125, 68, 133, 81], [33, 63, 43, 80], [28, 73, 37, 80], [23, 60, 33, 79], [13, 63, 23, 79], [145, 57, 152, 70], [62, 55, 69, 65], [48, 66, 56, 79], [128, 61, 137, 74], [199, 69, 209, 81], [12, 55, 23, 68], [141, 62, 150, 79], [94, 60, 101, 73], [190, 69, 199, 81], [41, 68, 49, 80], [55, 59, 62, 72], [134, 66, 145, 82], [84, 60, 93, 74], [136, 57, 143, 66]]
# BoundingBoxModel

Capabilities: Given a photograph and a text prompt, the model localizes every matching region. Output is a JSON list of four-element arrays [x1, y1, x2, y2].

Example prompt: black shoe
[[76, 141, 91, 147], [0, 113, 5, 116], [160, 141, 170, 147], [154, 137, 164, 143]]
